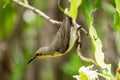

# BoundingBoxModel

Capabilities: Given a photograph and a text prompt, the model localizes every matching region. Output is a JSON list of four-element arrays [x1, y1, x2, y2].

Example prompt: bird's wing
[[50, 16, 72, 53]]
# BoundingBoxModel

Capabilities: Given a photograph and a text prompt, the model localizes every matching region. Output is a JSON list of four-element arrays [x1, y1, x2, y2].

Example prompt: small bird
[[28, 16, 81, 64]]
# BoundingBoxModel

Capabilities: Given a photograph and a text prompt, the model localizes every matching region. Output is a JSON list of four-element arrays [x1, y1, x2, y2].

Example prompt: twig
[[77, 29, 99, 67], [11, 0, 62, 25]]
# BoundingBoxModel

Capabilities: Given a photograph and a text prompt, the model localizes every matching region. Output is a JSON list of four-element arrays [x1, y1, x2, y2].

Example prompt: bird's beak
[[27, 54, 37, 64]]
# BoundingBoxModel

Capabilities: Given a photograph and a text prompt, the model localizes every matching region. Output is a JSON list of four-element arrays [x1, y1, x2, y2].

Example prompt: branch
[[77, 29, 100, 67], [11, 0, 62, 25]]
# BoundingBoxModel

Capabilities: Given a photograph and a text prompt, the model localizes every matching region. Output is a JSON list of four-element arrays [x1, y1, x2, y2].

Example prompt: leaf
[[80, 0, 115, 79], [89, 26, 107, 68], [94, 0, 101, 11], [98, 72, 114, 80], [64, 0, 82, 20], [57, 0, 64, 12], [114, 0, 120, 55], [115, 0, 120, 16], [81, 0, 93, 28], [2, 0, 10, 8], [80, 0, 111, 70], [114, 12, 120, 32]]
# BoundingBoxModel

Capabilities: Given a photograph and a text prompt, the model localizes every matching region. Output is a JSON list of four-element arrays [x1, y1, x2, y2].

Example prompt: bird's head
[[28, 47, 49, 64], [36, 47, 49, 54]]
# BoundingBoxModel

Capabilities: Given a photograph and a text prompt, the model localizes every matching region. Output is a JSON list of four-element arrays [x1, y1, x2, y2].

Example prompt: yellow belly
[[37, 52, 63, 59]]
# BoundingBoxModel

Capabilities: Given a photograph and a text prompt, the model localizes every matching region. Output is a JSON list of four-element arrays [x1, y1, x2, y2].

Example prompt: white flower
[[73, 65, 99, 80]]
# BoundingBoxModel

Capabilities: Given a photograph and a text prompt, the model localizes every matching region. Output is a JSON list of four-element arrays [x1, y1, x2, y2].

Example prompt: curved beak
[[27, 54, 37, 64]]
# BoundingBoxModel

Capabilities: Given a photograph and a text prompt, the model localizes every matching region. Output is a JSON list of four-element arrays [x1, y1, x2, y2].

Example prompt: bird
[[28, 16, 81, 64]]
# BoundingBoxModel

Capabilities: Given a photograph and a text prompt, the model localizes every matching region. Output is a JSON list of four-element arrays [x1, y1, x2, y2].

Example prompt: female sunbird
[[28, 16, 81, 64]]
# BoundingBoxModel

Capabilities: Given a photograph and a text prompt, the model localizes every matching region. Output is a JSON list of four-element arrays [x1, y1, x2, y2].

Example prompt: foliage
[[80, 0, 113, 77], [0, 0, 120, 80], [62, 0, 120, 79], [64, 0, 82, 20], [73, 65, 99, 80], [115, 0, 120, 16]]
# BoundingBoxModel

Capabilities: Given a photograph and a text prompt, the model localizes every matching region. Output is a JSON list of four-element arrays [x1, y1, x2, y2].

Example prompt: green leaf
[[115, 0, 120, 16], [98, 72, 114, 80], [94, 0, 101, 10], [81, 0, 93, 28], [89, 26, 107, 68], [80, 0, 110, 69], [114, 0, 120, 32], [57, 0, 64, 12], [64, 0, 82, 20], [114, 0, 120, 60], [2, 0, 10, 8], [114, 12, 120, 32]]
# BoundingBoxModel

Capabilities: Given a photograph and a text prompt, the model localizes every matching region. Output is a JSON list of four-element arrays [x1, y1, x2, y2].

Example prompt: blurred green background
[[0, 0, 120, 80]]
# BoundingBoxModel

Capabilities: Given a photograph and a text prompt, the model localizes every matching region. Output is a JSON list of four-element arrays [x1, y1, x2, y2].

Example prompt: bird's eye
[[36, 53, 39, 56]]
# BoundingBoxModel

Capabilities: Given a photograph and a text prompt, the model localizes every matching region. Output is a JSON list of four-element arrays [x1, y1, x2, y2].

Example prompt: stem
[[11, 0, 62, 25]]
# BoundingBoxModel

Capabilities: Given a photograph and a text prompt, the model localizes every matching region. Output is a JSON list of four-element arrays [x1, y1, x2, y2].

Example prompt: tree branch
[[11, 0, 62, 25], [77, 29, 99, 67]]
